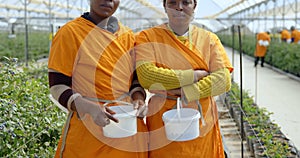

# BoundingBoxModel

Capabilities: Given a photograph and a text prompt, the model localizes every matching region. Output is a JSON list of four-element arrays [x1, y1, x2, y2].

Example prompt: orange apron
[[281, 29, 291, 41], [255, 32, 271, 57], [135, 24, 233, 157], [291, 30, 300, 43], [48, 17, 148, 158]]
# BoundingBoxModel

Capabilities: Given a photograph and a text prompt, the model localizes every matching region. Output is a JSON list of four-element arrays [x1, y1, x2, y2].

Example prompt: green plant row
[[0, 57, 66, 157], [226, 82, 298, 157], [0, 32, 50, 62], [2, 30, 300, 76], [218, 33, 300, 77]]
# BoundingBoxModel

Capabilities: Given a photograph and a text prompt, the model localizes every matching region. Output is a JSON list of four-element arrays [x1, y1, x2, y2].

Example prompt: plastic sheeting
[[193, 0, 300, 32], [0, 0, 164, 31], [1, 0, 300, 32]]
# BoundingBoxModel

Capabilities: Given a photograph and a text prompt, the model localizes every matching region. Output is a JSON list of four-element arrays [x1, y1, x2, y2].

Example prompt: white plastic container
[[162, 108, 201, 141], [103, 105, 137, 138], [263, 40, 269, 46], [258, 40, 264, 46]]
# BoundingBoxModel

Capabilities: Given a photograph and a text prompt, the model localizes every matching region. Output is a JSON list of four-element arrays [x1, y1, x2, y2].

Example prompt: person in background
[[254, 31, 271, 67], [290, 26, 300, 44], [278, 28, 291, 43], [135, 0, 233, 157], [48, 0, 148, 157]]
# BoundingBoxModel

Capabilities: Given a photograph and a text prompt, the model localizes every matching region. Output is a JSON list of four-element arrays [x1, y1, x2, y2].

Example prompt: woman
[[254, 31, 271, 67], [48, 0, 148, 157], [279, 28, 291, 43], [290, 26, 300, 44], [135, 0, 233, 157]]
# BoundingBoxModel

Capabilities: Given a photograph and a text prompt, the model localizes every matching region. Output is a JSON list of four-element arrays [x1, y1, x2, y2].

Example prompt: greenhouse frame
[[1, 0, 300, 157]]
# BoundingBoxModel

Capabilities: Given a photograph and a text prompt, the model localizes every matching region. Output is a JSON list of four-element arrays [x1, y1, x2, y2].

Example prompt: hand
[[132, 99, 148, 118], [194, 70, 209, 82], [73, 97, 118, 127]]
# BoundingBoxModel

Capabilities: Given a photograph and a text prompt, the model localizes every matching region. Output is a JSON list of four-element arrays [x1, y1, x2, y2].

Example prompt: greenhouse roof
[[0, 0, 299, 32]]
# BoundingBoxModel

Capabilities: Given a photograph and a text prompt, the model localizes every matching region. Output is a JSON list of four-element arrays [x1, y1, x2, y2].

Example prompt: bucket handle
[[174, 97, 206, 126], [84, 95, 136, 114], [102, 100, 133, 107], [83, 93, 134, 107], [180, 88, 205, 126], [176, 97, 182, 120], [196, 100, 206, 126]]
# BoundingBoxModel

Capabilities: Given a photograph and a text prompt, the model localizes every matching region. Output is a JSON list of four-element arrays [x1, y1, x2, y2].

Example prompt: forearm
[[182, 68, 231, 102], [136, 61, 194, 90], [48, 69, 81, 111], [129, 70, 146, 101]]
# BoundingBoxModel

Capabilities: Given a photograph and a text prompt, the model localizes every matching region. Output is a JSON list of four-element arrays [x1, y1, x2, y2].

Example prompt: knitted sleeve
[[182, 68, 231, 102], [136, 61, 195, 90]]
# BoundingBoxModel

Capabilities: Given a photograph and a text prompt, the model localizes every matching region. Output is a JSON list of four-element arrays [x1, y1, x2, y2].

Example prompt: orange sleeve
[[135, 31, 157, 63], [48, 24, 81, 77], [209, 33, 233, 73]]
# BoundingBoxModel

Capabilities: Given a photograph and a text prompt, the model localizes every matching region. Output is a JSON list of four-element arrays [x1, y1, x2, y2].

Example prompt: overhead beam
[[119, 6, 142, 16], [0, 0, 165, 19], [0, 4, 77, 18], [135, 0, 166, 18], [30, 0, 83, 12], [203, 0, 246, 19], [244, 2, 298, 18], [229, 0, 270, 16]]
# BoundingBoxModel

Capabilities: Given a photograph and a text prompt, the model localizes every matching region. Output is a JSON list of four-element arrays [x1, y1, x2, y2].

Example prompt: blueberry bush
[[0, 57, 66, 157]]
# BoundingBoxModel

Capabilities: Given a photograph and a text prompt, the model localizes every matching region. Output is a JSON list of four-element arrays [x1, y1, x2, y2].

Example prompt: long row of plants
[[0, 57, 66, 157], [225, 82, 299, 157], [1, 30, 299, 76], [0, 32, 50, 62], [218, 33, 300, 77]]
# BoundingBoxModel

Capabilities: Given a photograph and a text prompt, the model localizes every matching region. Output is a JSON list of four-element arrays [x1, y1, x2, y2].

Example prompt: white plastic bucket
[[103, 105, 137, 138], [162, 108, 200, 141]]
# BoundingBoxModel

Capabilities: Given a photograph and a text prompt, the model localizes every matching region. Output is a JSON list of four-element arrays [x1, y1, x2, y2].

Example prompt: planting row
[[224, 82, 299, 158]]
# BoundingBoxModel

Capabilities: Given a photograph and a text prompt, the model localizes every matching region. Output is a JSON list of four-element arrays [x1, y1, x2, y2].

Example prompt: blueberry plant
[[0, 57, 66, 157]]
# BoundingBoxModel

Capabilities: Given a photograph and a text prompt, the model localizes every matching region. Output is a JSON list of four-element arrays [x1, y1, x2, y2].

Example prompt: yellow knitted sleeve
[[136, 61, 195, 90], [182, 68, 231, 102]]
